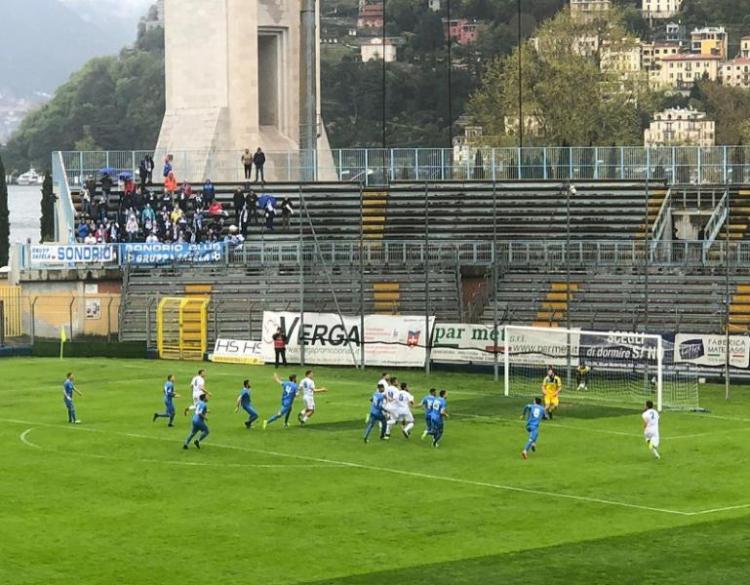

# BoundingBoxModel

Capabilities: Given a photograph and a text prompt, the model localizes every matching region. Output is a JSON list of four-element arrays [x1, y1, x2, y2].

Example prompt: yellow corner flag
[[60, 326, 67, 359]]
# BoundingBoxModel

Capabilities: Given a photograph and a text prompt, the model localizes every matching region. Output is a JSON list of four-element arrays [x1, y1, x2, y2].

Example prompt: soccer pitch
[[3, 358, 750, 585]]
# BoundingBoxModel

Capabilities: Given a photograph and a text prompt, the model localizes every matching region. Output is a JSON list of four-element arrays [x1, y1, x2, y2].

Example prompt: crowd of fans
[[74, 152, 293, 246]]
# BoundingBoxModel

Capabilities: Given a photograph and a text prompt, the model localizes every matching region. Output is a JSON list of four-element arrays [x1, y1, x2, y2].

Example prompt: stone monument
[[156, 0, 331, 181]]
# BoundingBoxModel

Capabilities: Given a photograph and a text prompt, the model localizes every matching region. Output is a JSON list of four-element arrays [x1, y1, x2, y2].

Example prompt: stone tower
[[157, 0, 331, 181]]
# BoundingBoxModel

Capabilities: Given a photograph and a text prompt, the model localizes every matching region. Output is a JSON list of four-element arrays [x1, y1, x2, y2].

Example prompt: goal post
[[502, 325, 697, 411]]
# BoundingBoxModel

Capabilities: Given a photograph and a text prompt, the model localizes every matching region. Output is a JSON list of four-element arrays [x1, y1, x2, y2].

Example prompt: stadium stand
[[119, 264, 461, 344], [71, 181, 661, 242], [481, 269, 736, 334]]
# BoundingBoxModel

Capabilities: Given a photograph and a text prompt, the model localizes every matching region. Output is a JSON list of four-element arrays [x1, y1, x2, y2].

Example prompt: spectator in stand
[[239, 203, 250, 238], [280, 197, 294, 229], [145, 155, 155, 185], [163, 154, 173, 179], [139, 157, 149, 186], [180, 181, 193, 211], [233, 187, 245, 224], [123, 177, 136, 197], [164, 170, 178, 195], [76, 217, 90, 242], [125, 212, 139, 242], [202, 179, 216, 208], [245, 188, 258, 224], [264, 200, 276, 231], [84, 232, 97, 245], [242, 149, 253, 180], [272, 327, 288, 368], [100, 173, 113, 197], [108, 219, 121, 243], [141, 203, 156, 233], [81, 186, 93, 218], [208, 200, 226, 218], [95, 223, 108, 243], [225, 224, 244, 248], [253, 147, 266, 183], [97, 193, 108, 223], [146, 230, 159, 243]]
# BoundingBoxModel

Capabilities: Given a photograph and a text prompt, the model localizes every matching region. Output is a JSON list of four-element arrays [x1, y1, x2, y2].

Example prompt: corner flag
[[60, 326, 67, 359]]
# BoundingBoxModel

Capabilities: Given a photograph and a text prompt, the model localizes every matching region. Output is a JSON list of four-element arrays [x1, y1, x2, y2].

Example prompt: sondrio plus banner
[[261, 311, 435, 367], [431, 323, 502, 364], [674, 334, 750, 368]]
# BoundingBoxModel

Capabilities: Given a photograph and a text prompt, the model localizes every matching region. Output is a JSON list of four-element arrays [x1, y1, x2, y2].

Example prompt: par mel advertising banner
[[261, 311, 435, 367]]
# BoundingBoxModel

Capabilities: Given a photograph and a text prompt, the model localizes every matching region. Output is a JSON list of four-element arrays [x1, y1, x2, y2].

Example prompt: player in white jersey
[[383, 376, 400, 437], [378, 372, 389, 391], [184, 369, 210, 415], [387, 382, 415, 438], [298, 369, 328, 425], [642, 400, 661, 460]]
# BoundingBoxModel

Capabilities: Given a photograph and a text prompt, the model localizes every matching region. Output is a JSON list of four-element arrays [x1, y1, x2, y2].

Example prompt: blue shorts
[[191, 420, 209, 433], [280, 401, 293, 414], [165, 400, 175, 416], [429, 416, 443, 430], [526, 425, 540, 443]]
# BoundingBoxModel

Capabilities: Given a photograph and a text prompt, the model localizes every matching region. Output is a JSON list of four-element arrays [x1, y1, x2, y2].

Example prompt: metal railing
[[51, 152, 75, 243], [651, 187, 672, 243], [16, 239, 750, 271], [53, 145, 750, 186]]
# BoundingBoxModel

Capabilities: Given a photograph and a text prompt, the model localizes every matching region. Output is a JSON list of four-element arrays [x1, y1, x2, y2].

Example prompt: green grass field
[[2, 357, 750, 585]]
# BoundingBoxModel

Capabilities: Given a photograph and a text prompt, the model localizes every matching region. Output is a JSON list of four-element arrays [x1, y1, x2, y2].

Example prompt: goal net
[[502, 325, 699, 411]]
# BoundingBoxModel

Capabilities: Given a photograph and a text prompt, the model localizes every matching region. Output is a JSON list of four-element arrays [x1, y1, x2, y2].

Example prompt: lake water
[[7, 184, 42, 244]]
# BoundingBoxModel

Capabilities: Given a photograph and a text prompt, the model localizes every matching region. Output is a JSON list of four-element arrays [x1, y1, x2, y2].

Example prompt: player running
[[642, 400, 661, 460], [363, 383, 388, 443], [263, 373, 299, 429], [184, 369, 212, 416], [383, 376, 400, 437], [424, 390, 448, 447], [419, 388, 437, 435], [542, 367, 562, 418], [521, 397, 547, 460], [153, 374, 180, 426], [387, 382, 415, 438], [62, 372, 83, 424], [183, 393, 209, 449], [576, 362, 590, 391], [235, 379, 259, 429], [298, 370, 328, 425]]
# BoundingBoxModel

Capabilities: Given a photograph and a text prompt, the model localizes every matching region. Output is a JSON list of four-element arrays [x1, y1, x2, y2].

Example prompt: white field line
[[18, 427, 340, 470], [8, 418, 749, 518]]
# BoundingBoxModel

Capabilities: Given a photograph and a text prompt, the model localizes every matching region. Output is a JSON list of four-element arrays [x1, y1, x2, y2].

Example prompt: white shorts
[[645, 432, 660, 448], [303, 395, 315, 411], [395, 409, 414, 424]]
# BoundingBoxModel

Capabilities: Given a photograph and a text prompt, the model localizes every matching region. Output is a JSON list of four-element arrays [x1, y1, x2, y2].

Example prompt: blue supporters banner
[[119, 242, 226, 265]]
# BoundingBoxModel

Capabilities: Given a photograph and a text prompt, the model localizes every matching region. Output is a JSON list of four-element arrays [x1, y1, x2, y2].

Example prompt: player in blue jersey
[[235, 379, 259, 429], [62, 372, 83, 424], [263, 373, 299, 429], [419, 388, 437, 438], [153, 374, 180, 427], [363, 383, 389, 443], [521, 397, 548, 460], [424, 390, 448, 447], [183, 393, 209, 449]]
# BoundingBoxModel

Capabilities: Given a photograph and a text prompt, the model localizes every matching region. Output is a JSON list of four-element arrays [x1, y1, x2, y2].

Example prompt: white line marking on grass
[[7, 418, 750, 517], [19, 428, 40, 449], [16, 427, 339, 470], [691, 503, 750, 516]]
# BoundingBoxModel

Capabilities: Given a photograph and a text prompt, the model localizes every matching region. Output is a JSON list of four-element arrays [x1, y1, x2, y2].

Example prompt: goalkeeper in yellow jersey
[[541, 367, 562, 418], [576, 361, 590, 391]]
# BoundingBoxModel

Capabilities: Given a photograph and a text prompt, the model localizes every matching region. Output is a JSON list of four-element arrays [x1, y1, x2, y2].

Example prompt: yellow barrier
[[0, 285, 23, 337], [157, 296, 210, 360]]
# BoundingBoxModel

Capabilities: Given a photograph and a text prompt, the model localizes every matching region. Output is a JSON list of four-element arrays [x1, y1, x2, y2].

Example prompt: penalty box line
[[8, 417, 740, 518]]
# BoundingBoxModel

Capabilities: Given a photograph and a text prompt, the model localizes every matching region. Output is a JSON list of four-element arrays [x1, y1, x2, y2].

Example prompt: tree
[[467, 8, 654, 146], [0, 155, 9, 266], [40, 172, 55, 243]]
